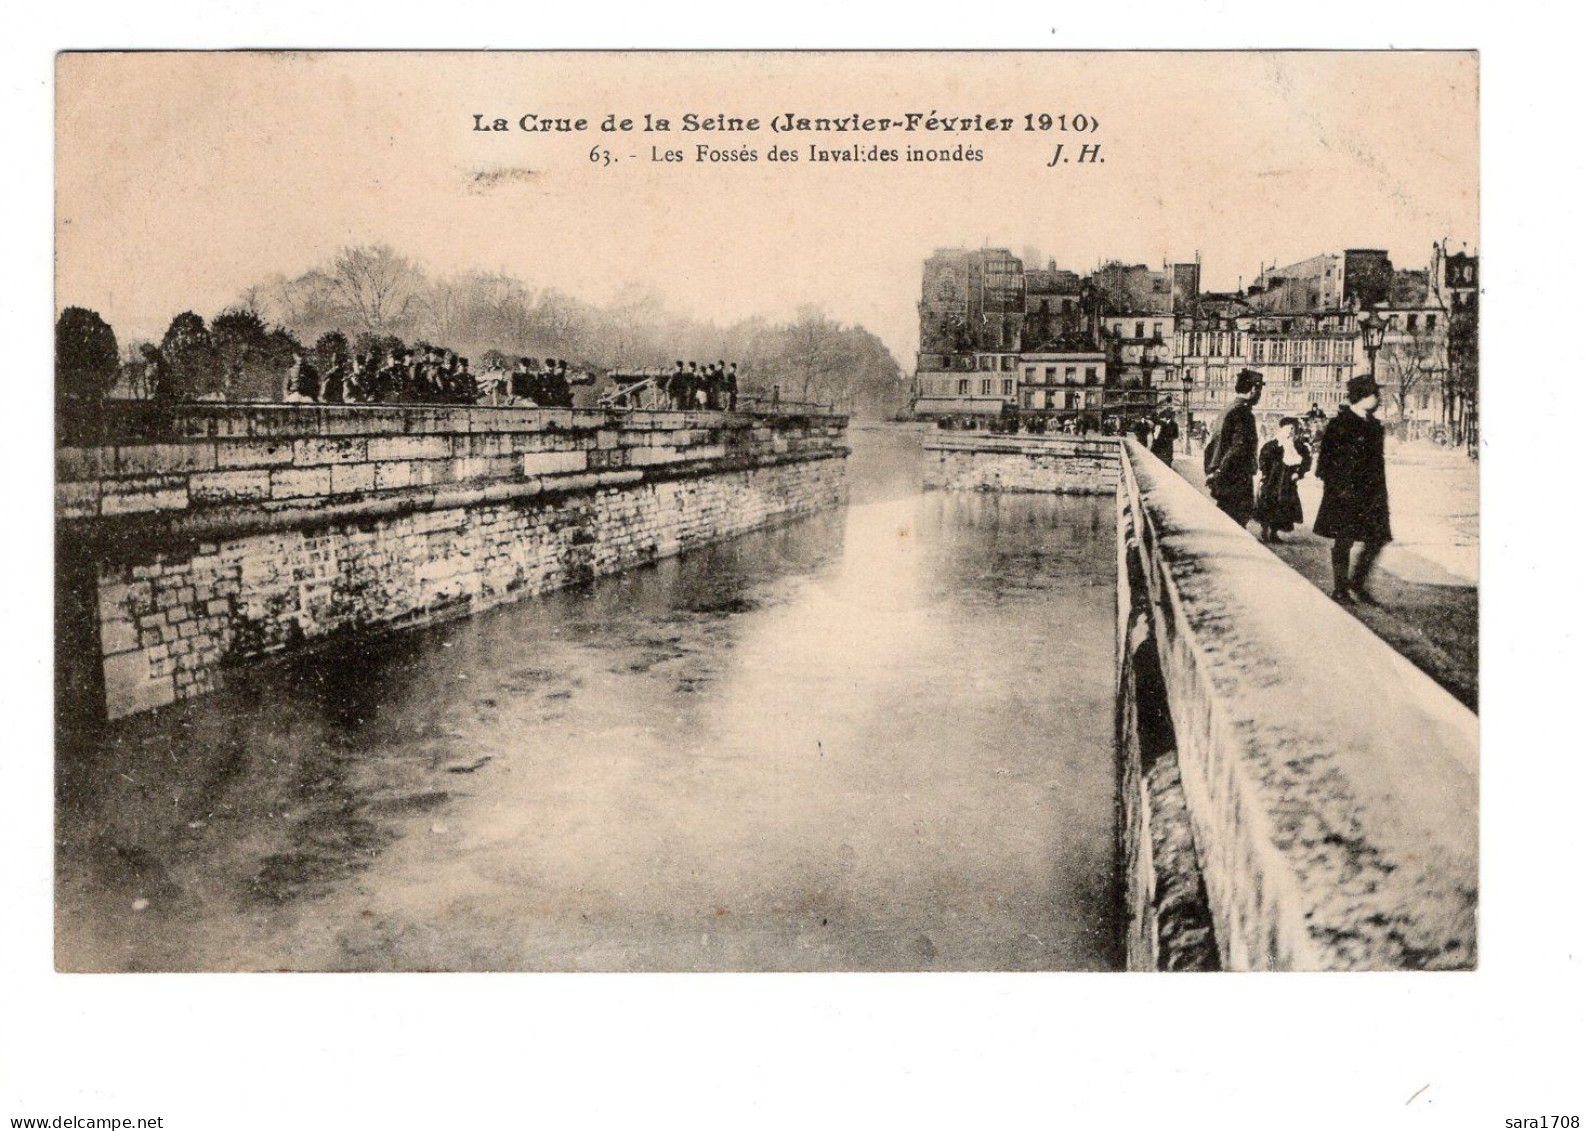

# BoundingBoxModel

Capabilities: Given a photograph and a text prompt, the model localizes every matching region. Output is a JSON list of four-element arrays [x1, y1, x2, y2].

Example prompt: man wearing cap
[[1314, 374, 1393, 604], [1203, 368, 1264, 527]]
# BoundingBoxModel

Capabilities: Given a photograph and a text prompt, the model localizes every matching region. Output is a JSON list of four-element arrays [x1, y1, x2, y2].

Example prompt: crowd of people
[[654, 361, 739, 411], [282, 347, 591, 408], [1203, 368, 1393, 605], [933, 405, 1182, 449], [278, 347, 750, 412], [497, 357, 580, 407], [283, 345, 483, 405]]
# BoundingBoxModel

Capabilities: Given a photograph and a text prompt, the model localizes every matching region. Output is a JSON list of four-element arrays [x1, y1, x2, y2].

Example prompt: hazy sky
[[56, 51, 1478, 366]]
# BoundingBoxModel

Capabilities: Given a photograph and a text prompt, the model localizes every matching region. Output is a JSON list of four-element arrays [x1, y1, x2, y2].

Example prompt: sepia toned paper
[[53, 50, 1479, 975]]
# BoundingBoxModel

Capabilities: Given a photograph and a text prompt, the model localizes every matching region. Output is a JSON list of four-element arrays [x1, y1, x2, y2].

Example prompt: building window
[[957, 378, 969, 395], [981, 378, 992, 395], [1047, 366, 1059, 383], [1085, 367, 1098, 384], [1135, 321, 1145, 338], [1002, 379, 1014, 396], [1333, 367, 1344, 384], [1426, 313, 1438, 330]]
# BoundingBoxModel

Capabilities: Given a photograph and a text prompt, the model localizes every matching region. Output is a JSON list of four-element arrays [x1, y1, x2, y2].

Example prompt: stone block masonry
[[923, 430, 1478, 970], [1116, 442, 1477, 971], [58, 404, 848, 720], [922, 434, 1121, 494]]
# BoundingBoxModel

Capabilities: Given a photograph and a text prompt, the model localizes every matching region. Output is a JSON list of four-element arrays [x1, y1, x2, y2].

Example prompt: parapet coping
[[923, 433, 1122, 453], [81, 401, 848, 444], [1121, 442, 1478, 969], [65, 445, 849, 560]]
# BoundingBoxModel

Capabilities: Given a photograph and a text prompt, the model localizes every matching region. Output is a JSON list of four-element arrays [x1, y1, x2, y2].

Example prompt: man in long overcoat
[[1203, 368, 1265, 527], [1149, 406, 1180, 466], [1313, 374, 1393, 603]]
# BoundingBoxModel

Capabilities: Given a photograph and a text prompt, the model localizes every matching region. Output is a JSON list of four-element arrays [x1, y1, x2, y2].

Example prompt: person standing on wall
[[1313, 374, 1393, 605], [1253, 415, 1312, 544], [1203, 368, 1264, 528]]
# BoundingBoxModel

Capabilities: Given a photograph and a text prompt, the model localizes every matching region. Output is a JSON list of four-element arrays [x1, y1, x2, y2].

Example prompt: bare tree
[[325, 244, 422, 337], [602, 284, 667, 367], [1379, 314, 1446, 434]]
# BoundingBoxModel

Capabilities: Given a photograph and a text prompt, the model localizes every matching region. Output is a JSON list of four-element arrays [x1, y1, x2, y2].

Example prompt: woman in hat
[[1254, 416, 1312, 543]]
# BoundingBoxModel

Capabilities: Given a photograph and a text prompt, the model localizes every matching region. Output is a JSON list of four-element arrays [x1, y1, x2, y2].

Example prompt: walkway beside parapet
[[1165, 451, 1477, 711], [1120, 444, 1478, 969]]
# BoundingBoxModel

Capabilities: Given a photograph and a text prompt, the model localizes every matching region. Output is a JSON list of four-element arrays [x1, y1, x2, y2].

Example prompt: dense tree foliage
[[210, 308, 272, 400], [56, 307, 120, 442], [157, 312, 218, 401]]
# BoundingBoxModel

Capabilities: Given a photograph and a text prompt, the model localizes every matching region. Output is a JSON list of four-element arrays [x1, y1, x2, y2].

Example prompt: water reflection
[[57, 427, 1120, 971]]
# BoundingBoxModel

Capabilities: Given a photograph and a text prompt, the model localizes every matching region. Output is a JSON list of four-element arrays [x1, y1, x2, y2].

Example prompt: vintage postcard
[[53, 50, 1479, 974]]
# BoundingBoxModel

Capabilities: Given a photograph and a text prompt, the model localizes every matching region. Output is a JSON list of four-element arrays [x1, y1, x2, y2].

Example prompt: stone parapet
[[1116, 441, 1477, 970], [56, 405, 849, 721], [922, 434, 1121, 495], [58, 403, 847, 524]]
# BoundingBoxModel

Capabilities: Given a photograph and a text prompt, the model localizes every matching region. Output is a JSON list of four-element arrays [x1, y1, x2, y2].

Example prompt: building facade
[[912, 243, 1476, 447], [1016, 343, 1108, 425]]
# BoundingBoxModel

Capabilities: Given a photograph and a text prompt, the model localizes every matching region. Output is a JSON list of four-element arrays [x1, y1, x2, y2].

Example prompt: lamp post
[[1359, 310, 1387, 380], [1182, 368, 1194, 455]]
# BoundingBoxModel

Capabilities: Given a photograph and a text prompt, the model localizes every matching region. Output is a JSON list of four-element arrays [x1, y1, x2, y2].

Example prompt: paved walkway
[[1169, 444, 1478, 712]]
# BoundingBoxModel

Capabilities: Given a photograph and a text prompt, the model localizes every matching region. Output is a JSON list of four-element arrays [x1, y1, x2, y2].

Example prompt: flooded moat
[[56, 427, 1120, 971]]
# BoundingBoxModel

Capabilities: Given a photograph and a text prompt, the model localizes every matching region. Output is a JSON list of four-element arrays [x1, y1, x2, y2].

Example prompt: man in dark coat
[[1149, 406, 1180, 466], [666, 361, 688, 409], [1314, 374, 1393, 604], [1203, 368, 1264, 527]]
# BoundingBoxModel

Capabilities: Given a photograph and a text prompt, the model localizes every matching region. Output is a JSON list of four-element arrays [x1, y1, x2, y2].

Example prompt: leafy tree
[[211, 307, 271, 399], [157, 311, 215, 402], [354, 331, 405, 361], [314, 330, 350, 374], [56, 307, 120, 442]]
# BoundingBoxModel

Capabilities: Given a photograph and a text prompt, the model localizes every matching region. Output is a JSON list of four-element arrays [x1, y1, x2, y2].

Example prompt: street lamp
[[1359, 310, 1387, 380], [1182, 368, 1194, 455]]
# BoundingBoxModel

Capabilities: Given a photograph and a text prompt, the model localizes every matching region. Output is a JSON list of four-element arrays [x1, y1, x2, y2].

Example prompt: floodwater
[[56, 426, 1121, 971]]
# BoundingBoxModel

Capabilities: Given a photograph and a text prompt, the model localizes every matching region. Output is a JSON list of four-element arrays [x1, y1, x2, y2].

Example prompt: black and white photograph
[[6, 23, 1583, 1129], [50, 50, 1479, 975]]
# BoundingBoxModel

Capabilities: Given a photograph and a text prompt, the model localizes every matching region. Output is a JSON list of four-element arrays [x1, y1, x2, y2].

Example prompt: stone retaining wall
[[921, 434, 1121, 495], [920, 429, 1479, 970], [1117, 441, 1478, 970], [57, 404, 848, 720]]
